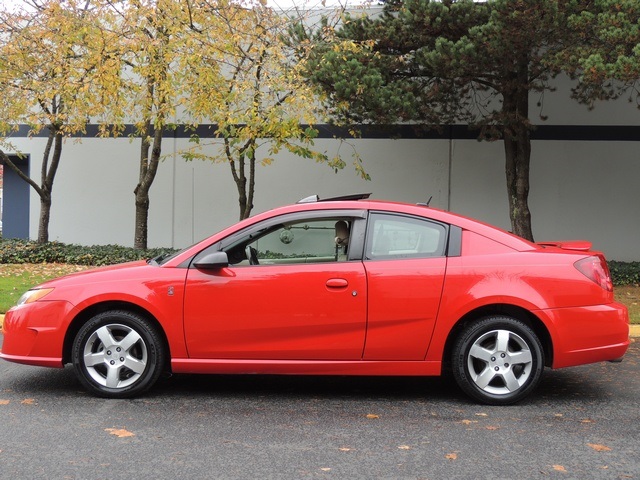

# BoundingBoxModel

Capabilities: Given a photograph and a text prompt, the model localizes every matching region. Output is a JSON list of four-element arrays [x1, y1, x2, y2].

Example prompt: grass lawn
[[614, 285, 640, 325], [1, 263, 639, 324], [0, 264, 91, 314]]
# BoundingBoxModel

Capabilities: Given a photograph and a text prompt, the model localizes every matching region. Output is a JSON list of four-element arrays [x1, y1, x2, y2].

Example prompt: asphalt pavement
[[0, 334, 638, 479]]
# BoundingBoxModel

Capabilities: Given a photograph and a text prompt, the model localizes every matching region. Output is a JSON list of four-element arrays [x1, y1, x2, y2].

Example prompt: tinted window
[[228, 218, 352, 265], [365, 213, 446, 260]]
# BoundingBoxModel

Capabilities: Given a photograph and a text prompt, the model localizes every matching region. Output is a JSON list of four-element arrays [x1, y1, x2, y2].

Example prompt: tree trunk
[[503, 127, 533, 241], [1, 126, 62, 244], [38, 193, 52, 244], [236, 154, 248, 220], [228, 138, 256, 221], [133, 122, 163, 250], [37, 130, 63, 244], [243, 147, 256, 220], [134, 188, 149, 249], [502, 64, 534, 242]]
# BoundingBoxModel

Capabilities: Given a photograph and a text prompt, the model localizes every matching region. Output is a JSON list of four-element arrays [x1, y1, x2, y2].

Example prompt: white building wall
[[529, 141, 640, 260], [5, 74, 640, 261], [448, 139, 640, 260], [535, 74, 640, 126]]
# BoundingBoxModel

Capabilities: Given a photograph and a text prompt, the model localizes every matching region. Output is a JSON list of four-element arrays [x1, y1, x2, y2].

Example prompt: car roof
[[167, 197, 538, 266], [288, 197, 539, 252]]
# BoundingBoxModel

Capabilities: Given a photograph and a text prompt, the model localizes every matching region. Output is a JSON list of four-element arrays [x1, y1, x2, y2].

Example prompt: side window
[[227, 218, 352, 266], [365, 213, 447, 260]]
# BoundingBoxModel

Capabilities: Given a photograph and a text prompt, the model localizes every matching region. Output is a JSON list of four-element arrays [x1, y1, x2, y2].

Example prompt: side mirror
[[193, 251, 229, 269]]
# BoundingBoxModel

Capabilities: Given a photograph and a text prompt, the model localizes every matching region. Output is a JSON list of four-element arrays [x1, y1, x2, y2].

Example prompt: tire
[[72, 310, 166, 398], [452, 316, 544, 405]]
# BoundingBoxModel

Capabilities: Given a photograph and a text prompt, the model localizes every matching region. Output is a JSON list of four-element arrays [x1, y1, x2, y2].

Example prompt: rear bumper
[[540, 302, 630, 369]]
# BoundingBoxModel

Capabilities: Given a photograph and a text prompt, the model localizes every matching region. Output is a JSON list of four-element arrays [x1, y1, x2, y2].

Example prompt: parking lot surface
[[0, 336, 638, 479]]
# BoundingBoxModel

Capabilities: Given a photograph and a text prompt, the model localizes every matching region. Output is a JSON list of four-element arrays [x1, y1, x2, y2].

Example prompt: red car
[[0, 195, 629, 404]]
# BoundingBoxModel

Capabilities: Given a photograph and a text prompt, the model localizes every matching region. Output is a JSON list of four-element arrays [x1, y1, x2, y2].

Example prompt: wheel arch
[[62, 301, 171, 369], [442, 303, 553, 371]]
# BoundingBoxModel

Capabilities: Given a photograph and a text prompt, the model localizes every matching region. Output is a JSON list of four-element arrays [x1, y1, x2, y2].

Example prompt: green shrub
[[0, 239, 177, 266], [1, 239, 639, 286], [609, 261, 640, 287]]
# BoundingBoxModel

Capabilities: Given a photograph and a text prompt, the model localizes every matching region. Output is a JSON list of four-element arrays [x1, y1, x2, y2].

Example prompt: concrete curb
[[0, 314, 639, 337]]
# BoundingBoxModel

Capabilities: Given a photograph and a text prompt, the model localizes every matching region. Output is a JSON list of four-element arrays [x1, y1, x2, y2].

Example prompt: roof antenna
[[417, 196, 433, 207]]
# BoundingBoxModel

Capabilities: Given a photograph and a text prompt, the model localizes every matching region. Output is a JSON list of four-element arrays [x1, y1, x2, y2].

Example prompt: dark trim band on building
[[7, 123, 640, 141]]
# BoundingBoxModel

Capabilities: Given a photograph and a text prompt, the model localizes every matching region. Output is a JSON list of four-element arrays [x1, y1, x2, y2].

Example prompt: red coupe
[[1, 195, 629, 404]]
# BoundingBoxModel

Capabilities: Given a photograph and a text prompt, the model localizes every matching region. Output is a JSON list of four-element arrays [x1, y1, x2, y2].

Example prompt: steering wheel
[[245, 245, 259, 265]]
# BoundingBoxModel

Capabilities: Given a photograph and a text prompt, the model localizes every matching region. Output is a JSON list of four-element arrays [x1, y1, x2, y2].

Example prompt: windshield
[[147, 248, 183, 266]]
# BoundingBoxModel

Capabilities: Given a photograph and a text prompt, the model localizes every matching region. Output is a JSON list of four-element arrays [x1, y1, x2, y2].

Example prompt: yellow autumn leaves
[[0, 0, 363, 223]]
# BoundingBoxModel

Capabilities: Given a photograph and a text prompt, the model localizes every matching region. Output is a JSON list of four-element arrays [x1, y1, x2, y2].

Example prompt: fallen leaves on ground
[[0, 400, 9, 405], [553, 465, 567, 472], [20, 398, 35, 405], [587, 443, 612, 452], [365, 413, 379, 419], [445, 453, 458, 460], [105, 428, 135, 438], [0, 264, 91, 279]]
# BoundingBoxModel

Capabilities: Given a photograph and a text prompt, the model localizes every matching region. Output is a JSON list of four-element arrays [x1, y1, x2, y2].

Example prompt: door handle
[[326, 278, 348, 288]]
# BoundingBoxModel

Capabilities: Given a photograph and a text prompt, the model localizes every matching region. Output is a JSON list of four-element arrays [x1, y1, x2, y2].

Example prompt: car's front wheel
[[72, 310, 166, 398], [452, 316, 544, 405]]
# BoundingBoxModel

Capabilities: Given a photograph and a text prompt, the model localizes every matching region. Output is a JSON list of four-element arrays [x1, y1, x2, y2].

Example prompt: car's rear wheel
[[72, 310, 166, 398], [452, 316, 544, 405]]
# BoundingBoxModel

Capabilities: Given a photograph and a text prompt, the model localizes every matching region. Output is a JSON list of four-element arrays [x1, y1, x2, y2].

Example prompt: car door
[[183, 214, 367, 360], [362, 212, 448, 360]]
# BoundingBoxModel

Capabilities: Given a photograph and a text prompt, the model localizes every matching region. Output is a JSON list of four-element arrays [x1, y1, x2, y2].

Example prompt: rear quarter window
[[366, 213, 447, 260]]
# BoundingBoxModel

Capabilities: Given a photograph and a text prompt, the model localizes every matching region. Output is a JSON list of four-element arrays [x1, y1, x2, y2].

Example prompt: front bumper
[[0, 300, 75, 368]]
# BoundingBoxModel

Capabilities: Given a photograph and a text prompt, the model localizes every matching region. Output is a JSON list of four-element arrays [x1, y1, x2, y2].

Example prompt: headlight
[[17, 288, 54, 306]]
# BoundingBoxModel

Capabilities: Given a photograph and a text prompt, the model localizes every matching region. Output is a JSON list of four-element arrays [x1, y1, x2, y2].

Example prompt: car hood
[[37, 260, 151, 288]]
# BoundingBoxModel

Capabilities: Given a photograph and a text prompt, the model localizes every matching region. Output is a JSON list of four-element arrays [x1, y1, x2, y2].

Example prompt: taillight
[[574, 255, 613, 292]]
